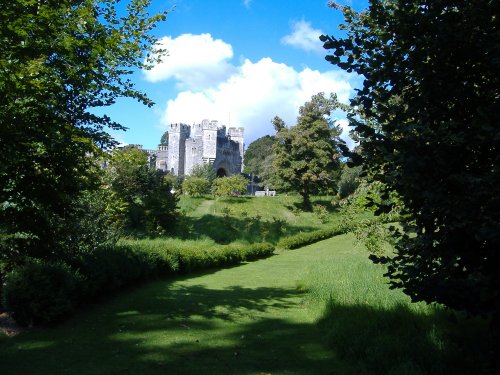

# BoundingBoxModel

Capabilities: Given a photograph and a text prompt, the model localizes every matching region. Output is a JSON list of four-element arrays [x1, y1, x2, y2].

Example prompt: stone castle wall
[[155, 120, 244, 177]]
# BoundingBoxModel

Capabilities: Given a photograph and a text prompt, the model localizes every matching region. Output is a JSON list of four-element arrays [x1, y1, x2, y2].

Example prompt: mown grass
[[1, 233, 495, 374], [298, 237, 497, 375]]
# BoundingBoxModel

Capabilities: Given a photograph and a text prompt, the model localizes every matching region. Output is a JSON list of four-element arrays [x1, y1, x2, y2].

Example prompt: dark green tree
[[337, 165, 363, 199], [108, 147, 177, 234], [272, 93, 344, 211], [160, 131, 169, 146], [0, 1, 168, 265], [321, 1, 499, 315], [243, 135, 276, 177]]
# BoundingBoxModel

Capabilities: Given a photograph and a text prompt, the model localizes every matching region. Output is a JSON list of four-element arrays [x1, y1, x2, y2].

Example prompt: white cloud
[[163, 57, 354, 144], [281, 20, 325, 53], [335, 118, 357, 150], [143, 33, 236, 89], [243, 0, 252, 9]]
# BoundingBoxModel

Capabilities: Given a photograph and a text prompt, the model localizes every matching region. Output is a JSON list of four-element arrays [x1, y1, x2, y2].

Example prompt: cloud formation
[[145, 33, 355, 146], [162, 57, 353, 144], [143, 33, 235, 89], [281, 20, 325, 53]]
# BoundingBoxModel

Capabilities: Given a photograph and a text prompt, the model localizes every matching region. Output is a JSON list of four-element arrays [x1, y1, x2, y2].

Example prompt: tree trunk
[[300, 185, 312, 212]]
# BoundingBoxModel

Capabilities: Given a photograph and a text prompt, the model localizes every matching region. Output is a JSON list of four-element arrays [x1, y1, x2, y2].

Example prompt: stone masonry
[[154, 120, 244, 177]]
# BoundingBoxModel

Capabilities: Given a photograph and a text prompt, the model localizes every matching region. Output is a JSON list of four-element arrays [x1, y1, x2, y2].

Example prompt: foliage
[[313, 204, 330, 224], [3, 237, 275, 326], [339, 180, 402, 256], [272, 93, 345, 211], [337, 165, 362, 199], [190, 163, 216, 184], [212, 175, 248, 197], [322, 1, 499, 315], [0, 1, 168, 266], [160, 131, 169, 146], [277, 224, 346, 250], [107, 147, 178, 234], [2, 260, 81, 326], [243, 135, 276, 176], [182, 177, 211, 197]]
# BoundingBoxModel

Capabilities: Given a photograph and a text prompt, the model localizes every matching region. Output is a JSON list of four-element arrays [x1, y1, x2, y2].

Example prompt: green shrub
[[212, 175, 248, 196], [337, 165, 362, 199], [3, 259, 81, 326], [313, 204, 330, 223], [278, 226, 347, 250], [3, 238, 275, 326], [70, 243, 179, 302], [278, 214, 402, 250], [240, 243, 275, 260], [182, 176, 211, 197]]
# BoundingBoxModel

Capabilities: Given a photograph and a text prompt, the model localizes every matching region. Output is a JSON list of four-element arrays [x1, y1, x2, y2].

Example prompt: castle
[[152, 120, 244, 177]]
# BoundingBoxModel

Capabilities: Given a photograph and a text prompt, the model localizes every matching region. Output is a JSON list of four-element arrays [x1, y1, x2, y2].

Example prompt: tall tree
[[108, 147, 178, 234], [321, 1, 499, 315], [0, 1, 168, 265], [243, 135, 276, 177], [272, 93, 344, 211]]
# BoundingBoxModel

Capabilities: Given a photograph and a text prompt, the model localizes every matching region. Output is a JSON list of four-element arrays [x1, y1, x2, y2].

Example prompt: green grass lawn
[[0, 233, 493, 374], [175, 195, 344, 244]]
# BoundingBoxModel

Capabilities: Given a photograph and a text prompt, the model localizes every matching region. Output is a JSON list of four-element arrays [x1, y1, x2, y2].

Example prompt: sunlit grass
[[174, 194, 345, 245], [1, 199, 495, 374], [297, 235, 494, 375]]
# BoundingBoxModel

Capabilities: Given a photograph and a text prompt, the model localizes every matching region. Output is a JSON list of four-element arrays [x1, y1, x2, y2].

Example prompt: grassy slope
[[0, 233, 492, 374], [176, 195, 343, 245]]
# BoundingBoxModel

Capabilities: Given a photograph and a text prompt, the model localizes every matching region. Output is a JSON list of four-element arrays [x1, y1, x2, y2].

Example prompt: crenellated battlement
[[155, 119, 244, 176]]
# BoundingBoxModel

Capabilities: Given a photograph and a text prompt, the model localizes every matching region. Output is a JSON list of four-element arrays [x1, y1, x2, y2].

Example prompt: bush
[[175, 243, 275, 273], [278, 226, 346, 250], [3, 239, 275, 326], [240, 243, 275, 261], [337, 165, 362, 199], [2, 259, 81, 326], [278, 214, 402, 250], [182, 177, 211, 197], [212, 175, 248, 196]]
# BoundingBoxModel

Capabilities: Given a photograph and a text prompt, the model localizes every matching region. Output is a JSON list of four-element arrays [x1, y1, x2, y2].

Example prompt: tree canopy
[[272, 93, 345, 211], [322, 0, 499, 315], [107, 147, 177, 234], [212, 175, 248, 197], [0, 0, 168, 265], [243, 135, 276, 176], [160, 131, 169, 146]]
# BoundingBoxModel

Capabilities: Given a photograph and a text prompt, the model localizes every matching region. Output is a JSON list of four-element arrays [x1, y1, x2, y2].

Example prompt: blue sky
[[105, 0, 368, 149]]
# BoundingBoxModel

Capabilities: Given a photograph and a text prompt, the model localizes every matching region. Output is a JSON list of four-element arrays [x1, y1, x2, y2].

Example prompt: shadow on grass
[[179, 213, 317, 244], [215, 196, 253, 204], [0, 282, 348, 375], [2, 279, 498, 374], [284, 197, 339, 215], [317, 301, 499, 375]]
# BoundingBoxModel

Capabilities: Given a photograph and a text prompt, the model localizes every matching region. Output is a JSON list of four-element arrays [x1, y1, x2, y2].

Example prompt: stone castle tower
[[156, 120, 244, 177]]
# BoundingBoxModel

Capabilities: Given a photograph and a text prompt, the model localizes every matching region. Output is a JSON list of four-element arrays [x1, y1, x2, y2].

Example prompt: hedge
[[2, 242, 275, 326], [277, 214, 401, 250], [277, 225, 347, 250]]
